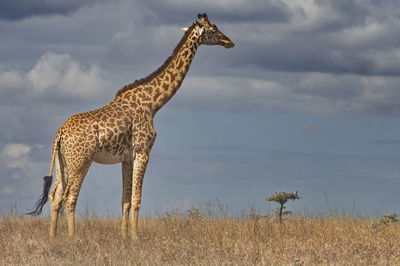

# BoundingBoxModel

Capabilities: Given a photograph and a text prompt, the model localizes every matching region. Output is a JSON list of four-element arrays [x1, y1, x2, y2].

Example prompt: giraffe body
[[28, 14, 234, 240]]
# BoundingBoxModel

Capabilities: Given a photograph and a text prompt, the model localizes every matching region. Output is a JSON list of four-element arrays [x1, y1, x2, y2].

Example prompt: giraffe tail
[[26, 132, 61, 216], [26, 176, 53, 216]]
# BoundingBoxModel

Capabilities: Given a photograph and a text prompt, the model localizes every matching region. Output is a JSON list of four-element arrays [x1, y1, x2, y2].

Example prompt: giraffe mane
[[115, 23, 198, 97]]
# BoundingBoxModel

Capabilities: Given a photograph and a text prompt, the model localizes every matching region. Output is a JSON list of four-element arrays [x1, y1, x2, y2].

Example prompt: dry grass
[[1, 212, 400, 265]]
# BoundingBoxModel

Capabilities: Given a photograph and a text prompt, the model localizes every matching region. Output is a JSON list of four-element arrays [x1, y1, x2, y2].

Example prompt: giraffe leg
[[64, 162, 91, 237], [131, 152, 150, 241], [49, 153, 65, 238], [49, 178, 62, 237], [121, 161, 133, 237]]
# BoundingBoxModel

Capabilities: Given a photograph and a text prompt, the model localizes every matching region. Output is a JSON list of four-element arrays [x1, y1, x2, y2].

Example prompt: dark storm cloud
[[2, 0, 400, 117], [233, 40, 400, 76], [223, 0, 400, 76], [231, 40, 340, 74], [313, 0, 370, 29], [139, 0, 291, 24], [0, 0, 102, 20]]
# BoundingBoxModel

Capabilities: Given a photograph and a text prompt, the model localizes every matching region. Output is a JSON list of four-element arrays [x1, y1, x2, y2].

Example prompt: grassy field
[[1, 211, 399, 265]]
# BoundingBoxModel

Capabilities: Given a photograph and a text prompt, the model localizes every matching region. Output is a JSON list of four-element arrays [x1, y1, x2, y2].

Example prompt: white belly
[[93, 152, 121, 164], [93, 148, 133, 164]]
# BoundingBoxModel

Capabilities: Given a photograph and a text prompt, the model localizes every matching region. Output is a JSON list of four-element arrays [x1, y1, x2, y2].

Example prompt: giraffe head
[[195, 13, 234, 49]]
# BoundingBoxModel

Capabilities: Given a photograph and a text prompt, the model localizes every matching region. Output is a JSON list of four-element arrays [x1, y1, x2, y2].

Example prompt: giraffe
[[28, 13, 234, 240]]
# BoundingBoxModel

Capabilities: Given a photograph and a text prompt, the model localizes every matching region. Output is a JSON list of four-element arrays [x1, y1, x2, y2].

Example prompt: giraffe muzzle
[[221, 37, 234, 48], [223, 41, 234, 48]]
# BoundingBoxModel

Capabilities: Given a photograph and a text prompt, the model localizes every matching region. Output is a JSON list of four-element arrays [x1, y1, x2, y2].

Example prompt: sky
[[1, 0, 400, 218]]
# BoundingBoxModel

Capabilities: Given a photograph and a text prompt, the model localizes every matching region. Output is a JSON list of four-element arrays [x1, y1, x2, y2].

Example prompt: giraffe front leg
[[121, 161, 133, 237], [131, 152, 150, 241]]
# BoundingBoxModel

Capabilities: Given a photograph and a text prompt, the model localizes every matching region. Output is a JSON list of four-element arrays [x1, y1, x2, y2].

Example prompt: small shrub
[[267, 191, 300, 222], [186, 207, 202, 219], [370, 213, 398, 231]]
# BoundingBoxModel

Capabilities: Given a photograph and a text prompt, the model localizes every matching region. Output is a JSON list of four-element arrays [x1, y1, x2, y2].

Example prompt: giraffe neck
[[115, 24, 202, 114], [152, 25, 202, 112]]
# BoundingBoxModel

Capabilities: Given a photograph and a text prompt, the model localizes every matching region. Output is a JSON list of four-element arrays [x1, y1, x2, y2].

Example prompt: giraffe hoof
[[131, 234, 139, 242]]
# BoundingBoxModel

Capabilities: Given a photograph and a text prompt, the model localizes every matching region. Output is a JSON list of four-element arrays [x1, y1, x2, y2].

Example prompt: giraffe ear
[[197, 13, 209, 25], [181, 27, 189, 32]]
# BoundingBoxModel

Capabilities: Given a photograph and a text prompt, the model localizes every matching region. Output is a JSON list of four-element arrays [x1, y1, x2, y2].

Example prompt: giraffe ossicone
[[28, 13, 234, 240]]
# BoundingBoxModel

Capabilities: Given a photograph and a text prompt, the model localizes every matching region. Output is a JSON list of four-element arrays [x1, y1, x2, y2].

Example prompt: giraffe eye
[[210, 29, 217, 34]]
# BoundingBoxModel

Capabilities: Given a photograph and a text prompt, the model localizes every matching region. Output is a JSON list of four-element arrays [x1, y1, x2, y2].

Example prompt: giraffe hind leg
[[64, 161, 92, 237]]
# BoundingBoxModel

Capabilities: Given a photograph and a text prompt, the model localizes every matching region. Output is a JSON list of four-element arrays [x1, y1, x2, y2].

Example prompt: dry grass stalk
[[1, 212, 400, 265]]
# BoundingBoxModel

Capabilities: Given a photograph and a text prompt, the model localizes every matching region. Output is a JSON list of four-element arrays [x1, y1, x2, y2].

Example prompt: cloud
[[140, 0, 291, 24], [0, 52, 113, 104], [170, 75, 279, 114], [2, 0, 400, 119], [0, 143, 46, 179], [0, 52, 116, 148], [0, 143, 48, 212], [173, 72, 400, 116], [0, 0, 103, 20], [225, 0, 400, 76], [0, 186, 16, 195], [2, 143, 31, 161]]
